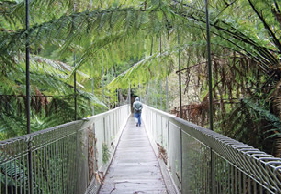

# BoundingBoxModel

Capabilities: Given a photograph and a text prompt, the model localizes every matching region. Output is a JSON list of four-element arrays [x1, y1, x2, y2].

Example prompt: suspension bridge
[[1, 104, 281, 194]]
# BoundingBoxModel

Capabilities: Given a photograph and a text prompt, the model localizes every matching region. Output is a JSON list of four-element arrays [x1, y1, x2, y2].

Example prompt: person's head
[[135, 97, 140, 101]]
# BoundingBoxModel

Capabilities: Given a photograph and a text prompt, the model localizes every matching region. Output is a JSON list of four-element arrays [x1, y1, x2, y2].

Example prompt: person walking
[[133, 97, 143, 127]]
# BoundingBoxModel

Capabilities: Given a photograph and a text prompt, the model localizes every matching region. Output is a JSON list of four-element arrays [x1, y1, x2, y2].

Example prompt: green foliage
[[0, 159, 27, 192], [221, 97, 281, 154], [102, 143, 110, 164], [1, 0, 281, 156]]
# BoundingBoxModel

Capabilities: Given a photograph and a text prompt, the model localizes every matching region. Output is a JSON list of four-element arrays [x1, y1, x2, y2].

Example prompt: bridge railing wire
[[142, 105, 281, 194], [0, 104, 130, 194]]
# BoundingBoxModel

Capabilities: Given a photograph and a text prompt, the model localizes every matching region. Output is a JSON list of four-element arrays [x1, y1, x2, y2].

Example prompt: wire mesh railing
[[142, 105, 281, 194], [0, 105, 130, 194]]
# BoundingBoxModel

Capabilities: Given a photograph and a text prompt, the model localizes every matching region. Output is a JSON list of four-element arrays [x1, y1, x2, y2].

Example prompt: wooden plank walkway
[[98, 116, 168, 194]]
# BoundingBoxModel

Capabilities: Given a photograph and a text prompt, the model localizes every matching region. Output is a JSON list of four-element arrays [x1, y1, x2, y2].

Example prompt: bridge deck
[[98, 116, 168, 194]]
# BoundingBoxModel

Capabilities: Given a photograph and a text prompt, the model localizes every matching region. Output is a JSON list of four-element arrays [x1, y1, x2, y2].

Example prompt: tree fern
[[1, 0, 281, 157]]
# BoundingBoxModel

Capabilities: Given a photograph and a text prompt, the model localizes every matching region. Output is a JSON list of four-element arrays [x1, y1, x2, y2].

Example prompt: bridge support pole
[[178, 33, 182, 118], [25, 0, 33, 193], [205, 0, 214, 131], [128, 84, 131, 107], [205, 0, 215, 193], [74, 54, 77, 120]]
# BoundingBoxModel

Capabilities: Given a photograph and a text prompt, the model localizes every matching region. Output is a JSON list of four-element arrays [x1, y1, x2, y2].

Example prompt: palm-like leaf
[[1, 0, 281, 158]]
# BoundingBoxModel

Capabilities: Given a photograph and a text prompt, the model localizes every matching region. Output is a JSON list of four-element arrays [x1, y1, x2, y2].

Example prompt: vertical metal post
[[25, 0, 30, 135], [25, 0, 33, 193], [205, 0, 214, 131], [155, 79, 158, 108], [116, 89, 119, 106], [159, 80, 163, 110], [180, 128, 183, 193], [205, 1, 215, 194], [90, 63, 95, 115], [146, 82, 149, 106], [91, 77, 95, 115], [178, 33, 182, 118], [74, 54, 77, 120], [166, 77, 169, 112], [102, 67, 104, 104], [128, 83, 131, 105], [73, 0, 77, 119]]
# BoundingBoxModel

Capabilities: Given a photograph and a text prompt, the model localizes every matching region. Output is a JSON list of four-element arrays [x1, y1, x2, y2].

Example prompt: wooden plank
[[98, 117, 168, 194]]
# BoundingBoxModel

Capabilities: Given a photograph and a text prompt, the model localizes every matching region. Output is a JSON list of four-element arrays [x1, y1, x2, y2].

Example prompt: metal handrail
[[0, 105, 130, 194], [2, 104, 280, 194], [142, 105, 281, 194]]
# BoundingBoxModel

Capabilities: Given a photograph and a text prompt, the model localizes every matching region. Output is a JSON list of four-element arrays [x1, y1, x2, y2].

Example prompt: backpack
[[135, 107, 141, 113], [134, 104, 142, 113]]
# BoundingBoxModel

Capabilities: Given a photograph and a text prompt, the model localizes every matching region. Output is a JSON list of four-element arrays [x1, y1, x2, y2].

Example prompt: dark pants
[[134, 112, 141, 126]]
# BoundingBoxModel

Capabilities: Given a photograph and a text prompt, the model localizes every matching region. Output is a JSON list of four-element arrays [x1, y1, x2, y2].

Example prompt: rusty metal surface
[[98, 116, 168, 194]]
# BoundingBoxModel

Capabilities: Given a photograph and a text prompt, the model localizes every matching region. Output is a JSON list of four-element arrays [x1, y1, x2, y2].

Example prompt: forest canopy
[[1, 0, 281, 156]]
